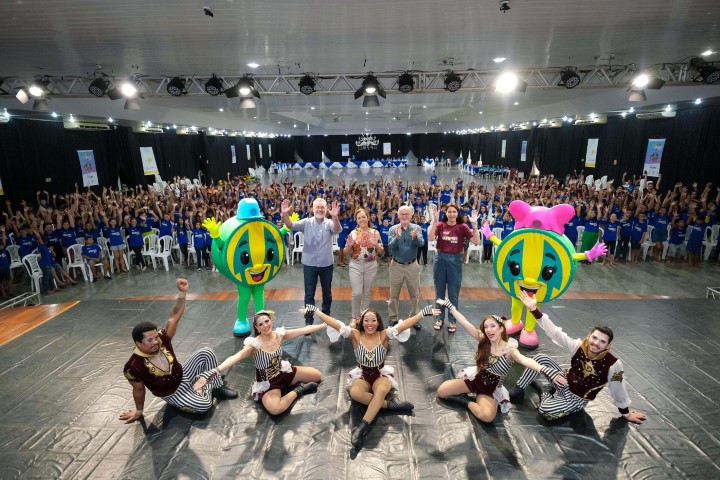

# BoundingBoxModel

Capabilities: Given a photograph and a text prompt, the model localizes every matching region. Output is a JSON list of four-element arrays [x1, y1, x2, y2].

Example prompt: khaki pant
[[349, 259, 378, 318], [388, 260, 420, 322]]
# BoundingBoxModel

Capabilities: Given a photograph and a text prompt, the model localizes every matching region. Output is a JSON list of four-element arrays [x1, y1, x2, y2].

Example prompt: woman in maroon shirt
[[428, 203, 481, 333]]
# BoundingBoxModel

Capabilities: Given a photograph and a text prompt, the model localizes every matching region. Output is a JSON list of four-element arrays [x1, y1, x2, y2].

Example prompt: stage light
[[397, 72, 414, 93], [205, 74, 223, 96], [354, 75, 386, 99], [227, 76, 261, 99], [298, 75, 316, 95], [697, 65, 720, 84], [29, 79, 50, 97], [121, 82, 137, 97], [32, 99, 49, 111], [88, 78, 110, 97], [362, 95, 380, 107], [631, 74, 664, 89], [444, 71, 462, 92], [559, 69, 581, 89], [167, 77, 188, 96], [495, 72, 526, 93], [124, 98, 141, 110], [16, 88, 29, 104], [239, 97, 257, 109], [628, 90, 647, 102]]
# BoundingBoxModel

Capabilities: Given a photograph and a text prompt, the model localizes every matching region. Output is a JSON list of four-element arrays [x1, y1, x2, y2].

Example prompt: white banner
[[383, 142, 391, 155], [139, 147, 159, 175], [341, 144, 350, 156], [501, 139, 507, 158], [246, 144, 251, 160], [268, 144, 272, 158], [231, 145, 237, 164], [258, 144, 263, 159], [585, 138, 599, 168], [77, 150, 99, 187]]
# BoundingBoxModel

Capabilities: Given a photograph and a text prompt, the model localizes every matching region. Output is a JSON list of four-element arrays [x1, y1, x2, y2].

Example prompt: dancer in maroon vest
[[508, 290, 647, 424]]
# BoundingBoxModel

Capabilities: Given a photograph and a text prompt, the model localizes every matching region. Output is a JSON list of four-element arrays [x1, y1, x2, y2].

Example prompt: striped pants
[[162, 347, 224, 414], [514, 353, 589, 421]]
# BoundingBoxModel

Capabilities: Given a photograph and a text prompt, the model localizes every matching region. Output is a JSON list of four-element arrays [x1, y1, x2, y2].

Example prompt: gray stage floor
[[2, 297, 720, 479]]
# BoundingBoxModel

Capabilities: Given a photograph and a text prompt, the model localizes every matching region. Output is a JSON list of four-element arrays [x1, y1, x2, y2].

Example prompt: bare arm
[[283, 323, 327, 340], [164, 278, 188, 339], [118, 381, 146, 423]]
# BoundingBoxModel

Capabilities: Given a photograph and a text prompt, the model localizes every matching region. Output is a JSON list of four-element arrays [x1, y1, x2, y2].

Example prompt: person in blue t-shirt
[[651, 206, 671, 262], [430, 171, 437, 185], [580, 210, 600, 256], [158, 212, 174, 238], [103, 216, 128, 273], [58, 220, 78, 255], [501, 212, 515, 239], [379, 219, 392, 262], [667, 217, 687, 263], [81, 235, 111, 281], [617, 209, 634, 262], [192, 221, 208, 271], [415, 215, 430, 265], [337, 212, 352, 267], [126, 217, 147, 270], [564, 207, 584, 249], [16, 225, 41, 258], [0, 227, 13, 299], [629, 213, 648, 263], [686, 216, 707, 268], [600, 212, 620, 267], [175, 218, 190, 266]]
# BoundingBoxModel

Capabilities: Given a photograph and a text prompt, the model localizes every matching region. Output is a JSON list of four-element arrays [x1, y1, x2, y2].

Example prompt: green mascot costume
[[203, 198, 291, 337]]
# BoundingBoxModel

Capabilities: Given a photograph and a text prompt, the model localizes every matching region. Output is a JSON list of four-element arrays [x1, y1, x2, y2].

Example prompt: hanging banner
[[383, 142, 391, 155], [341, 144, 350, 157], [268, 144, 272, 158], [77, 150, 99, 187], [520, 140, 528, 162], [246, 144, 251, 160], [585, 138, 599, 168], [0, 177, 4, 195], [231, 145, 237, 164], [501, 139, 507, 158], [258, 144, 263, 159], [139, 147, 159, 175], [643, 139, 665, 176]]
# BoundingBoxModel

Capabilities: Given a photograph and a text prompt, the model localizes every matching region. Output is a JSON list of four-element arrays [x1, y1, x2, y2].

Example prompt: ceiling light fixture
[[88, 78, 110, 97], [363, 95, 380, 107], [701, 50, 715, 56], [493, 57, 506, 63], [631, 73, 664, 89], [239, 97, 257, 108], [16, 88, 29, 104], [695, 98, 702, 105], [495, 72, 526, 93], [696, 64, 720, 84], [32, 99, 49, 111], [444, 71, 462, 92], [167, 77, 188, 96], [559, 69, 581, 89], [120, 81, 138, 97], [397, 72, 415, 93], [29, 78, 50, 97], [124, 98, 142, 110], [298, 74, 316, 95], [247, 63, 259, 69], [628, 90, 647, 102], [205, 74, 223, 96]]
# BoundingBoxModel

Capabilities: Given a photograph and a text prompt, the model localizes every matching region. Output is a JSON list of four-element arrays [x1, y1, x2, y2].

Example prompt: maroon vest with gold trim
[[567, 344, 618, 401]]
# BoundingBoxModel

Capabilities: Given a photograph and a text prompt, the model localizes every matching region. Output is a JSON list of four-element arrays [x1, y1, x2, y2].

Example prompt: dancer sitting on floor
[[120, 278, 237, 423], [193, 310, 325, 415], [436, 299, 567, 423], [507, 290, 647, 424], [303, 304, 440, 450]]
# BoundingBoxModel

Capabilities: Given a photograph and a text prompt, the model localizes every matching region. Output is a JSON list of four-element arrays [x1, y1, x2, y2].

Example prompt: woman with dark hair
[[428, 203, 481, 333], [435, 299, 566, 423], [193, 310, 325, 415], [304, 304, 439, 450]]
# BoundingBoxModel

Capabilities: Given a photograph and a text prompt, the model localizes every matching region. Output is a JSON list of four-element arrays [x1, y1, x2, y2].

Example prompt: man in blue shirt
[[81, 235, 111, 281], [387, 205, 425, 328]]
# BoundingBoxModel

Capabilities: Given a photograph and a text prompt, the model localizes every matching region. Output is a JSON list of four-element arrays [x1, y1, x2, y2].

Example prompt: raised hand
[[302, 304, 318, 316], [518, 290, 537, 310], [469, 209, 480, 224], [436, 298, 456, 312], [203, 217, 221, 238], [585, 242, 608, 263], [329, 200, 340, 217], [481, 221, 493, 240], [281, 199, 292, 215], [421, 306, 441, 317], [176, 278, 188, 292]]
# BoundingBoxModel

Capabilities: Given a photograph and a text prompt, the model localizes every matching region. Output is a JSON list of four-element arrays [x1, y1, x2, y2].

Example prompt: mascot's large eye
[[266, 248, 275, 262], [240, 251, 250, 265], [508, 261, 521, 276], [542, 265, 556, 281]]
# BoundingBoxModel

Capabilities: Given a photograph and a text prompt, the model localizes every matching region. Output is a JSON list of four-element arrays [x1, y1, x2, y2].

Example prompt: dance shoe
[[508, 386, 525, 404], [386, 397, 414, 411], [351, 420, 370, 450], [212, 385, 239, 400], [442, 394, 472, 408], [293, 382, 319, 398]]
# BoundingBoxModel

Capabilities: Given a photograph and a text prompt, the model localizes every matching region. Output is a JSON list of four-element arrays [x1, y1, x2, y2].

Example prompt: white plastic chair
[[466, 242, 482, 263], [491, 227, 504, 260], [141, 234, 159, 269], [22, 254, 44, 294], [155, 235, 175, 271], [66, 244, 90, 282], [285, 232, 293, 265], [292, 232, 304, 264], [75, 237, 85, 245], [6, 244, 24, 278], [331, 234, 340, 254], [427, 239, 438, 263], [186, 234, 197, 266], [575, 226, 585, 252], [641, 225, 654, 260], [702, 225, 719, 261]]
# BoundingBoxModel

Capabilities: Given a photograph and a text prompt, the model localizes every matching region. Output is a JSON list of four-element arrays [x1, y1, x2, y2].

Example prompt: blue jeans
[[434, 252, 463, 323], [304, 264, 334, 324]]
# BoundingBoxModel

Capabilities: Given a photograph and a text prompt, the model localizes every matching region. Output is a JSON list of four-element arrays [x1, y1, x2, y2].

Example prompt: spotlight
[[124, 98, 142, 110], [362, 95, 380, 107], [298, 75, 316, 95], [354, 75, 386, 99], [227, 77, 260, 99], [32, 99, 49, 111], [120, 82, 138, 97], [397, 72, 414, 93], [444, 71, 462, 92], [167, 77, 188, 96], [239, 97, 257, 109], [559, 69, 581, 89], [29, 79, 50, 97], [205, 74, 223, 96], [495, 72, 526, 93], [628, 90, 647, 102], [107, 87, 124, 100], [696, 65, 720, 84], [88, 78, 110, 97], [16, 88, 30, 104], [631, 74, 664, 89]]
